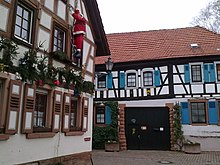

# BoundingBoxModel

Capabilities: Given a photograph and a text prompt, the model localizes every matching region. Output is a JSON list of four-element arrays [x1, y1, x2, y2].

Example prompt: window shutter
[[107, 73, 113, 89], [119, 72, 125, 88], [184, 64, 190, 83], [52, 91, 62, 133], [154, 70, 160, 87], [105, 106, 111, 125], [209, 64, 216, 82], [21, 84, 36, 134], [203, 64, 209, 82], [208, 101, 218, 124], [62, 93, 71, 133], [180, 102, 190, 124], [5, 80, 22, 134], [82, 97, 89, 132]]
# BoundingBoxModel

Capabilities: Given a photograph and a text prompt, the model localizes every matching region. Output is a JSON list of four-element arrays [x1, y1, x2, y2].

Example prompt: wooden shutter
[[209, 64, 216, 82], [203, 64, 209, 82], [208, 101, 218, 124], [5, 80, 22, 134], [105, 106, 111, 125], [82, 97, 89, 132], [180, 102, 190, 124], [107, 73, 113, 89], [21, 84, 36, 134], [52, 91, 62, 133], [62, 93, 71, 133], [119, 72, 125, 88], [154, 70, 161, 87], [184, 64, 190, 83]]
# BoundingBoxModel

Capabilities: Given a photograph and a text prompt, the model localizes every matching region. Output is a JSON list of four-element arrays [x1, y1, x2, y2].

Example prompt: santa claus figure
[[71, 9, 86, 58]]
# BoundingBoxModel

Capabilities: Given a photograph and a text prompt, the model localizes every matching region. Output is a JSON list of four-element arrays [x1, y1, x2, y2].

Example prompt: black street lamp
[[105, 57, 114, 73]]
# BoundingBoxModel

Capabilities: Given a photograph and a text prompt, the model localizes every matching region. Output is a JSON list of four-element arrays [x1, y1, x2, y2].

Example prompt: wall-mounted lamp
[[105, 57, 114, 73], [96, 56, 114, 78]]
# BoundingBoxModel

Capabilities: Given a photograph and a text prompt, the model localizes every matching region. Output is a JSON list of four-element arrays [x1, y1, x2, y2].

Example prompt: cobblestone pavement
[[92, 150, 220, 165]]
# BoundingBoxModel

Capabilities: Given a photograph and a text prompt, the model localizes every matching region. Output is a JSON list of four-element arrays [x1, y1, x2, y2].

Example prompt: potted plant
[[105, 139, 119, 152], [184, 139, 201, 154]]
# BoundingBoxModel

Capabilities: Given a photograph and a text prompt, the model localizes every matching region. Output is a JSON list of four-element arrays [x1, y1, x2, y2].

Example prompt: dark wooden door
[[125, 107, 170, 150]]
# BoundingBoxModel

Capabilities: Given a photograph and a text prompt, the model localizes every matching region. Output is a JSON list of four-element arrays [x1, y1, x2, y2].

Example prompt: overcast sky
[[96, 0, 212, 34]]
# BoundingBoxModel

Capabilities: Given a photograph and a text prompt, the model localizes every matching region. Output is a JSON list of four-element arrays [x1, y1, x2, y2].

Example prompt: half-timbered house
[[0, 0, 109, 164], [95, 26, 220, 151]]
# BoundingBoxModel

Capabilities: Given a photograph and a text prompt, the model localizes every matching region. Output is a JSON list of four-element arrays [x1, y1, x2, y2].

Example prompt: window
[[190, 102, 207, 124], [33, 89, 51, 132], [216, 64, 220, 81], [143, 71, 153, 86], [191, 64, 202, 82], [70, 96, 81, 131], [34, 93, 47, 128], [14, 3, 33, 43], [127, 73, 136, 87], [53, 26, 65, 52], [96, 107, 105, 124], [97, 75, 106, 88]]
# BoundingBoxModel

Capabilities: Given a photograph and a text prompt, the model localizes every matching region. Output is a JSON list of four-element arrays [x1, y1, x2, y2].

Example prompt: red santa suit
[[72, 9, 86, 58]]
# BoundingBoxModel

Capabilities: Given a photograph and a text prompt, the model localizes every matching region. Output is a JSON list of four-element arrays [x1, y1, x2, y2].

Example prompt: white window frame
[[141, 68, 154, 88], [189, 62, 204, 84], [95, 72, 107, 91], [14, 2, 34, 44], [125, 70, 138, 89]]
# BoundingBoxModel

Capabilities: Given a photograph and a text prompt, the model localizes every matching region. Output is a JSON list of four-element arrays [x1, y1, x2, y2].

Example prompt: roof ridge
[[106, 26, 198, 35]]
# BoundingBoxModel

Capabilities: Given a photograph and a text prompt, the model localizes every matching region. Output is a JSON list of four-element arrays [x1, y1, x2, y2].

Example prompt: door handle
[[138, 135, 140, 139]]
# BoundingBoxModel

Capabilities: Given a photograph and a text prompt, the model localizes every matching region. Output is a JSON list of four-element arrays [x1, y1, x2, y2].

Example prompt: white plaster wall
[[0, 4, 9, 32], [86, 25, 94, 43], [173, 75, 181, 83], [81, 1, 88, 20], [0, 92, 93, 165], [178, 65, 184, 73], [113, 79, 118, 88], [120, 90, 125, 97], [162, 74, 167, 82], [57, 1, 66, 20], [206, 84, 215, 93], [86, 58, 94, 74], [191, 84, 204, 93], [109, 90, 115, 98], [217, 84, 220, 93], [83, 41, 90, 64], [133, 89, 137, 97], [44, 0, 54, 12], [38, 28, 50, 51], [160, 66, 167, 72], [160, 86, 169, 95], [40, 10, 52, 29], [174, 85, 186, 94], [182, 125, 220, 151]]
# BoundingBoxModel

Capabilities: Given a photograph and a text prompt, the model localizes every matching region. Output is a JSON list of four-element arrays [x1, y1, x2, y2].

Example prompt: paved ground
[[91, 150, 220, 165]]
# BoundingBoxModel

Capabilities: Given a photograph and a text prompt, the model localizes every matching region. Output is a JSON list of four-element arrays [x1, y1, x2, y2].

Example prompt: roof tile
[[95, 26, 220, 64]]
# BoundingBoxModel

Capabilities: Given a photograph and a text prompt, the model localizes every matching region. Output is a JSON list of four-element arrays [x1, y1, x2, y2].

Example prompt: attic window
[[190, 43, 199, 48]]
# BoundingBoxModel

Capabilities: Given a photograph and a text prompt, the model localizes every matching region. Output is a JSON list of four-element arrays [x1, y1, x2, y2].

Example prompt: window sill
[[65, 131, 85, 136], [26, 132, 56, 139], [0, 134, 9, 141]]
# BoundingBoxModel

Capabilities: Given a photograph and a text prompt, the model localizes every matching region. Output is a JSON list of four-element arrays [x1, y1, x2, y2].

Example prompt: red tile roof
[[95, 26, 220, 64]]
